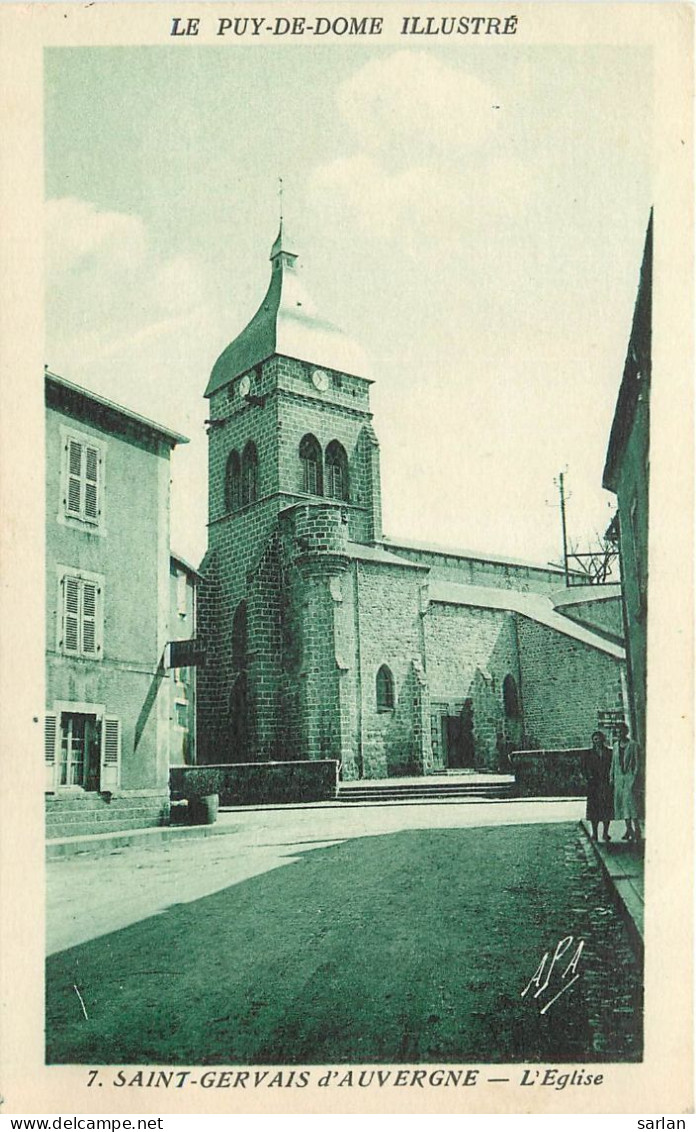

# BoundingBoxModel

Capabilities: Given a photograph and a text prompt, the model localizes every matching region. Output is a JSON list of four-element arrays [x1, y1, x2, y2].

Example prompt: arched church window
[[325, 440, 349, 501], [225, 450, 241, 513], [503, 674, 521, 720], [376, 665, 395, 712], [241, 441, 258, 506], [300, 434, 323, 496]]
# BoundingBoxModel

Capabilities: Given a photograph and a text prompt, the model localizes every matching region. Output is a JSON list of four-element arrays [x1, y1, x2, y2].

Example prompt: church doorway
[[443, 700, 475, 769]]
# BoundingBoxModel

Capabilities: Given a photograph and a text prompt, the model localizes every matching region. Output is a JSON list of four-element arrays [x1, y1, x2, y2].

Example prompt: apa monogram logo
[[520, 935, 584, 1015]]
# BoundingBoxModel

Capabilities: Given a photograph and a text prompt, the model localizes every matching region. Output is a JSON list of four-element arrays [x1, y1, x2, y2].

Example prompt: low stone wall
[[170, 760, 339, 807], [510, 748, 589, 797]]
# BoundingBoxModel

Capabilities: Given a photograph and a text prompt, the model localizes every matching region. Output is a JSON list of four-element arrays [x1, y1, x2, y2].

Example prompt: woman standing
[[583, 730, 613, 841], [610, 722, 643, 842]]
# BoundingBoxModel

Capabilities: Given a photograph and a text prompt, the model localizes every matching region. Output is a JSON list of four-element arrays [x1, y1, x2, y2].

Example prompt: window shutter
[[66, 439, 83, 516], [84, 445, 100, 521], [101, 716, 121, 790], [63, 576, 80, 653], [81, 581, 98, 655], [44, 713, 58, 792]]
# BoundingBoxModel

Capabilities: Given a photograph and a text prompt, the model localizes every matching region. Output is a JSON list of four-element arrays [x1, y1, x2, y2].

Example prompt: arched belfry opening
[[241, 441, 258, 506], [300, 434, 323, 496], [225, 450, 241, 513], [326, 440, 349, 501]]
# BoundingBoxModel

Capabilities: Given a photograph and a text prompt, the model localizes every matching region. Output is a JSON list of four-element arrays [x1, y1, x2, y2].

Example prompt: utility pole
[[558, 471, 570, 587]]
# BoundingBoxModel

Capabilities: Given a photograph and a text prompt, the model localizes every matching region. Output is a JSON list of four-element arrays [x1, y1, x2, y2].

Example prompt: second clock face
[[312, 369, 329, 392]]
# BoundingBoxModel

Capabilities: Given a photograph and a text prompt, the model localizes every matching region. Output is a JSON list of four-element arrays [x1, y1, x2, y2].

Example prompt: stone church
[[197, 225, 625, 779]]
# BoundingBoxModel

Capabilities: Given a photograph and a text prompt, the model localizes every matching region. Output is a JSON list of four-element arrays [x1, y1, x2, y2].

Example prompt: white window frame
[[173, 697, 190, 731], [45, 701, 121, 794], [56, 566, 104, 660], [58, 426, 107, 535]]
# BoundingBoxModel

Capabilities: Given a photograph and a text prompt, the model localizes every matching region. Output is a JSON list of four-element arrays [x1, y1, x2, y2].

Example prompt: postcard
[[0, 0, 692, 1117]]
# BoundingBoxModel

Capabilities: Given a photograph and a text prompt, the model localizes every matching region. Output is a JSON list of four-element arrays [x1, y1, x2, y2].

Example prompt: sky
[[44, 43, 652, 569]]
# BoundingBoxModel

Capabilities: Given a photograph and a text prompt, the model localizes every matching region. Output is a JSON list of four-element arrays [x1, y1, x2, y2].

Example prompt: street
[[46, 801, 642, 1065]]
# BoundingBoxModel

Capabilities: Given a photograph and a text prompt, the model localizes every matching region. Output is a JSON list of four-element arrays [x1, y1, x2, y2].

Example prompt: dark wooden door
[[445, 716, 464, 768], [445, 706, 476, 768]]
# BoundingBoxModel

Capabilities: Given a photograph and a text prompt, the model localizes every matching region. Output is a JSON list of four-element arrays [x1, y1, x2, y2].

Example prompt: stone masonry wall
[[386, 543, 566, 596], [197, 498, 281, 763], [274, 356, 380, 543], [201, 351, 383, 767], [559, 596, 624, 641], [424, 603, 521, 769], [278, 501, 350, 764], [516, 618, 625, 750], [354, 562, 429, 778], [207, 385, 279, 526]]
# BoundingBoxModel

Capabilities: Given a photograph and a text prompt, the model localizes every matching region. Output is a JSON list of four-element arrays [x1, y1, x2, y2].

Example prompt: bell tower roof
[[205, 226, 370, 397], [269, 217, 297, 262]]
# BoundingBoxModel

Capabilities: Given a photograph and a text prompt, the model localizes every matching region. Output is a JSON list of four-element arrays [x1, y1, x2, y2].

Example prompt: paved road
[[46, 802, 642, 1066], [48, 799, 584, 954]]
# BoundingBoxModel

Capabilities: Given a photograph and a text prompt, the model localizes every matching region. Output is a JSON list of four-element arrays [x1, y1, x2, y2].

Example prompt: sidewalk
[[45, 816, 241, 860], [579, 820, 644, 956], [46, 794, 580, 860]]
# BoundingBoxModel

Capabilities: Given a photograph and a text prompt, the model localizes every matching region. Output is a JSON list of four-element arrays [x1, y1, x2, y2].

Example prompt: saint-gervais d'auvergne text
[[170, 15, 519, 38], [96, 1067, 603, 1090]]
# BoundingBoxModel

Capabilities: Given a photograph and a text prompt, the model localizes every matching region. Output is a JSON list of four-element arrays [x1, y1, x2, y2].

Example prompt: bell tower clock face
[[238, 375, 251, 398], [311, 368, 330, 392]]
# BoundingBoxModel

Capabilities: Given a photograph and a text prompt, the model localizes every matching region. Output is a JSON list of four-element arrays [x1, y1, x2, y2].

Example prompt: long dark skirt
[[584, 750, 614, 822]]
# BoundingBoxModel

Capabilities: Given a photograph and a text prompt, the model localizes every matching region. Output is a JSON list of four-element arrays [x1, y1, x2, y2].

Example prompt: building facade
[[197, 228, 626, 778], [603, 212, 652, 755], [44, 372, 188, 837], [168, 553, 200, 768]]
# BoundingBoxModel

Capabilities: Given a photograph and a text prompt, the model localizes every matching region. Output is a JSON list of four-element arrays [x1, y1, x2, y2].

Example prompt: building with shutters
[[168, 553, 201, 768], [197, 226, 628, 779], [44, 371, 188, 838]]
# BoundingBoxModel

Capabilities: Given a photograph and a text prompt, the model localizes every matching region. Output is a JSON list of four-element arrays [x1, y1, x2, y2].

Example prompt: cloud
[[337, 51, 498, 158], [308, 52, 535, 252], [309, 151, 535, 252], [149, 254, 208, 315], [46, 198, 213, 372], [46, 198, 148, 276], [45, 197, 221, 565]]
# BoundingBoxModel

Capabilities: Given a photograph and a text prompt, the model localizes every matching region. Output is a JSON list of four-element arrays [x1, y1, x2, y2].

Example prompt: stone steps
[[47, 817, 164, 839], [337, 781, 518, 804], [46, 796, 160, 813], [46, 795, 168, 839]]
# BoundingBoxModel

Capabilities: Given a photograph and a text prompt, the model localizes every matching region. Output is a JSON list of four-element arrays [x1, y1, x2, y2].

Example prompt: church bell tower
[[197, 223, 382, 766]]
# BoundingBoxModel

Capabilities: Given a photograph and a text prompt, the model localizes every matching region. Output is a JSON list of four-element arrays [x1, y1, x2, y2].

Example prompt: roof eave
[[45, 371, 189, 446]]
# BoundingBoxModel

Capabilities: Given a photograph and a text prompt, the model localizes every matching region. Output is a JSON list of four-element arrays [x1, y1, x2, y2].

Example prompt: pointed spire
[[270, 218, 298, 264], [205, 217, 370, 397], [270, 177, 298, 265]]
